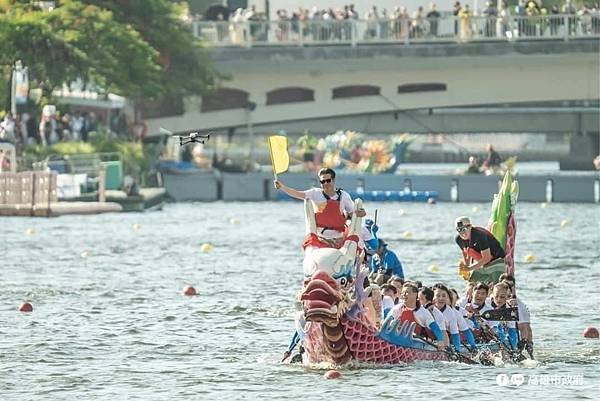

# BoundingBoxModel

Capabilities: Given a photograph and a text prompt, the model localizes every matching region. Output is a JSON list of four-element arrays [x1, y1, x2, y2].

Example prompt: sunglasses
[[320, 178, 332, 184], [456, 225, 470, 233]]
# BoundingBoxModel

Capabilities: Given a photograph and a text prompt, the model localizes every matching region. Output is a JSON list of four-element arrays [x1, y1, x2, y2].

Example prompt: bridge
[[144, 16, 600, 167]]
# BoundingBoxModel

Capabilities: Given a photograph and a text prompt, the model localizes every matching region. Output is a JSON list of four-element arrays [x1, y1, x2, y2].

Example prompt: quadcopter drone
[[160, 127, 212, 146]]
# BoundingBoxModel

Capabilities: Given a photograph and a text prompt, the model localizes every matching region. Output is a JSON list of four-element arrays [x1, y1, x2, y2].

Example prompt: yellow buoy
[[229, 218, 240, 225], [403, 231, 413, 240], [398, 209, 406, 216], [133, 223, 142, 231], [540, 202, 548, 209], [428, 264, 440, 273], [524, 254, 536, 263], [471, 206, 479, 213], [200, 243, 214, 253], [560, 219, 571, 228], [81, 250, 92, 258], [25, 228, 36, 235]]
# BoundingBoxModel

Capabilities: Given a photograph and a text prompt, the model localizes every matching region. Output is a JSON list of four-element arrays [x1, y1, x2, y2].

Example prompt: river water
[[1, 201, 599, 400]]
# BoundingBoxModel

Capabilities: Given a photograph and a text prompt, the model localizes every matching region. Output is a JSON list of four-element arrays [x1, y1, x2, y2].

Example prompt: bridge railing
[[192, 14, 600, 47]]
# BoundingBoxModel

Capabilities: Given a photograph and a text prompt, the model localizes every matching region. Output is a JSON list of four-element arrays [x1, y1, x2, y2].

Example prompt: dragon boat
[[290, 173, 522, 366], [296, 198, 505, 366], [299, 198, 445, 364]]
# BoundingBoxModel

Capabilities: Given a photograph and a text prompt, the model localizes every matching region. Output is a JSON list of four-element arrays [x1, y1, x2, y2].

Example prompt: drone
[[160, 127, 212, 146]]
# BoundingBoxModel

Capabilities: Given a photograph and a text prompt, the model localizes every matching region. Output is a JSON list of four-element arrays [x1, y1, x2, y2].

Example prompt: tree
[[0, 0, 218, 112], [79, 0, 218, 99]]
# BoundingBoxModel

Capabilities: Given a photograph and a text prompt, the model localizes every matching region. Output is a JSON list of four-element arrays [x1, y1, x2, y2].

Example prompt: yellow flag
[[267, 135, 289, 175]]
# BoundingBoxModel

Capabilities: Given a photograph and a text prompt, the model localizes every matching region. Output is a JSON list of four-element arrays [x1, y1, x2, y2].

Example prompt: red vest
[[398, 303, 425, 336], [315, 192, 347, 233]]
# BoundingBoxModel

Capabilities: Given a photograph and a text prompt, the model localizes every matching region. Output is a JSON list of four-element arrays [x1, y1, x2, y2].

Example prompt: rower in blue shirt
[[370, 239, 404, 282]]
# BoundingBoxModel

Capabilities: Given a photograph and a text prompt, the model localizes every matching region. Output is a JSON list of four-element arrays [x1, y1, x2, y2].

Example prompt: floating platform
[[105, 188, 168, 212], [276, 190, 438, 202], [0, 202, 122, 217]]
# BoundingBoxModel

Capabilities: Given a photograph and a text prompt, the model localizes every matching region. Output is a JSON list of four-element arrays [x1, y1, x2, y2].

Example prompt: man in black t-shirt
[[455, 216, 505, 273]]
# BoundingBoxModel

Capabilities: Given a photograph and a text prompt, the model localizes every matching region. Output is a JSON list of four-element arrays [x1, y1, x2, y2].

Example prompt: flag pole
[[267, 138, 278, 188]]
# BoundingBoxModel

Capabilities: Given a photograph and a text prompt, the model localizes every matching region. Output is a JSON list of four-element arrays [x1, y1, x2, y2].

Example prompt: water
[[1, 202, 599, 400]]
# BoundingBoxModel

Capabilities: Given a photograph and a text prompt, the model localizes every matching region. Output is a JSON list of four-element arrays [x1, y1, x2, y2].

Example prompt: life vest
[[315, 189, 347, 233], [398, 302, 425, 336]]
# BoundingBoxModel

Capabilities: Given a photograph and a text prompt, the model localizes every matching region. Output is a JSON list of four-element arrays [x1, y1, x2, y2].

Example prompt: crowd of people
[[0, 107, 146, 156], [198, 0, 600, 43]]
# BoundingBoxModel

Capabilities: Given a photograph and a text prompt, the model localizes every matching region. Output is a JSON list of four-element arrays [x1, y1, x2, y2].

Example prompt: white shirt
[[303, 188, 354, 238], [439, 305, 459, 334], [454, 306, 471, 331], [458, 297, 470, 309], [423, 303, 446, 331]]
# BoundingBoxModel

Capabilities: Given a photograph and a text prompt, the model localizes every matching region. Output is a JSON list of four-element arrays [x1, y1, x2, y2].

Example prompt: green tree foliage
[[79, 0, 218, 99], [0, 0, 217, 111]]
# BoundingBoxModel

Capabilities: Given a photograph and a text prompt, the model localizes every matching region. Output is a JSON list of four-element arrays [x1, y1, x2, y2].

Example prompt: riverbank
[[162, 168, 600, 203]]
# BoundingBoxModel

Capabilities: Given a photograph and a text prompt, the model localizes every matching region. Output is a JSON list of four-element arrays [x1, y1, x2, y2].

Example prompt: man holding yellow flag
[[274, 168, 366, 242], [268, 135, 366, 246]]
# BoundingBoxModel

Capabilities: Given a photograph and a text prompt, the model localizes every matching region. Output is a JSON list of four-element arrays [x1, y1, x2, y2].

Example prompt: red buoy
[[324, 369, 342, 379], [583, 326, 599, 339], [18, 302, 33, 312], [183, 285, 197, 296]]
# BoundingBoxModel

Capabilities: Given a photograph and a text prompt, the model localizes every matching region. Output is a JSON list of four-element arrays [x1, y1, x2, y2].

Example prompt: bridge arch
[[332, 85, 381, 99], [201, 88, 251, 112], [266, 87, 315, 105], [398, 83, 447, 94]]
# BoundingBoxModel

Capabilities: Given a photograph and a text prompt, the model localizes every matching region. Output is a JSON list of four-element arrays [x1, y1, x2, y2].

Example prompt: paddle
[[281, 331, 301, 363], [481, 307, 519, 322], [474, 315, 525, 362], [417, 336, 478, 365]]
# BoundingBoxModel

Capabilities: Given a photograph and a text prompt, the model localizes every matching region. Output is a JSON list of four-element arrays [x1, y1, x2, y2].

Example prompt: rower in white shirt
[[390, 283, 446, 350]]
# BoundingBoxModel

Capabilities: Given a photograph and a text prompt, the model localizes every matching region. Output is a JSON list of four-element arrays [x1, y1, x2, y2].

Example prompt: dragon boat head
[[300, 198, 362, 327]]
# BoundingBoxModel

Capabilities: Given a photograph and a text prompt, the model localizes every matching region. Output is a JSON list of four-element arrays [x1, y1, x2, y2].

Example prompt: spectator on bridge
[[459, 5, 473, 42], [497, 1, 511, 38], [365, 6, 379, 39], [411, 6, 426, 38], [561, 0, 577, 35], [483, 1, 498, 37], [453, 1, 462, 36], [426, 3, 441, 38]]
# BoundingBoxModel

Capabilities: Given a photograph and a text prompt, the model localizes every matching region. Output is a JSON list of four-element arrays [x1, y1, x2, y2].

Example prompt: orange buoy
[[18, 302, 33, 312], [583, 326, 599, 339], [324, 369, 342, 379], [183, 285, 197, 296]]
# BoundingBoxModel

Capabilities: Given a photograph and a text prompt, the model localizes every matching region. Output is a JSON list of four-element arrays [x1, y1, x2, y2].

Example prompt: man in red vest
[[455, 216, 505, 273], [275, 168, 366, 243]]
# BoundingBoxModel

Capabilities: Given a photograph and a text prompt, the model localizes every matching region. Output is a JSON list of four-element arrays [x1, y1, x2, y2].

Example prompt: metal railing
[[192, 14, 600, 47]]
